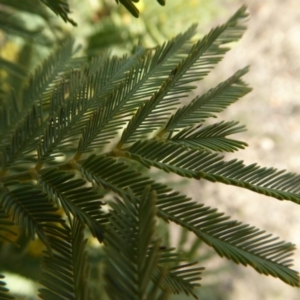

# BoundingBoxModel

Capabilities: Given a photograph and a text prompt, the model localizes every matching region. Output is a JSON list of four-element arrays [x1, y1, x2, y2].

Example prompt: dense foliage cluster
[[0, 1, 299, 299]]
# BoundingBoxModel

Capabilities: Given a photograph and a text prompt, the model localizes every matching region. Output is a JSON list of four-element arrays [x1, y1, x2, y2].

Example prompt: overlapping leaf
[[0, 208, 18, 244], [119, 7, 249, 145], [162, 67, 251, 133], [104, 187, 162, 300], [169, 121, 247, 152], [77, 24, 199, 153], [36, 35, 185, 158], [154, 249, 203, 298], [104, 187, 202, 299], [156, 197, 299, 286], [125, 140, 300, 204], [38, 169, 108, 242], [39, 219, 90, 299], [0, 39, 83, 168], [2, 6, 247, 165], [78, 154, 299, 286], [1, 3, 300, 298], [0, 184, 66, 252]]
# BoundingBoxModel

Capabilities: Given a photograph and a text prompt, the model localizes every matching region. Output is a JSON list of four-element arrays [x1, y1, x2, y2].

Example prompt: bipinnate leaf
[[39, 219, 90, 299], [79, 154, 300, 287]]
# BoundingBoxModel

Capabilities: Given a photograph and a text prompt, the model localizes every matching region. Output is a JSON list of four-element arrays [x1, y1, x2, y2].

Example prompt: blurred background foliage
[[0, 0, 242, 299], [0, 0, 234, 65], [0, 0, 235, 101]]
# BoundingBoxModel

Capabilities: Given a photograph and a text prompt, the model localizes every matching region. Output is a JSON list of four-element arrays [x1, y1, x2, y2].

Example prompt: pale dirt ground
[[181, 1, 300, 299]]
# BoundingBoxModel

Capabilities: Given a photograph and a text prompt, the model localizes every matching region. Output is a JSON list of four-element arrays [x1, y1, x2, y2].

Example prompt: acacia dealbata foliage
[[0, 1, 299, 299]]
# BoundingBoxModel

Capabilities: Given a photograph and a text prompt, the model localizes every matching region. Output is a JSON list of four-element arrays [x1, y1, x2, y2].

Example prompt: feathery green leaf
[[119, 8, 249, 145], [39, 219, 90, 299], [0, 184, 66, 252], [170, 121, 248, 152], [0, 39, 83, 168], [0, 208, 18, 244], [155, 249, 203, 299], [78, 154, 299, 286], [162, 67, 251, 133], [104, 187, 164, 300], [38, 169, 108, 242], [125, 140, 300, 204], [156, 197, 299, 287]]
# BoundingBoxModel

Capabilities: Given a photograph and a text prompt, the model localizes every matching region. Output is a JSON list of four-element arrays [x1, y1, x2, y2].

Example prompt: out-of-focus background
[[1, 0, 300, 299]]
